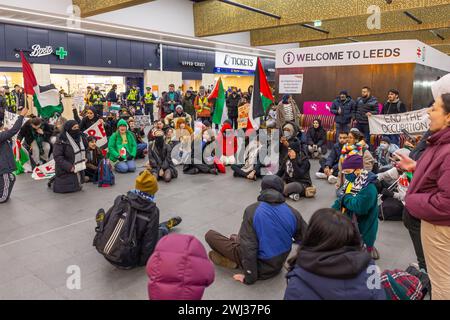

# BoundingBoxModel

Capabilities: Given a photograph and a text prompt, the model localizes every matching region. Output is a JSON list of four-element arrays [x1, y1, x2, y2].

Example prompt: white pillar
[[144, 70, 182, 97]]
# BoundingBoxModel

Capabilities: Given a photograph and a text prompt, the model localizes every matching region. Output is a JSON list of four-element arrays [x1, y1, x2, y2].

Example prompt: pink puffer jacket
[[146, 234, 215, 300]]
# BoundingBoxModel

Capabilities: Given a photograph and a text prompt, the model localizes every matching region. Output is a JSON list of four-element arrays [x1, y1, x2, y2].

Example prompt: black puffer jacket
[[0, 115, 24, 175], [354, 96, 379, 124], [238, 175, 307, 285], [53, 131, 87, 194]]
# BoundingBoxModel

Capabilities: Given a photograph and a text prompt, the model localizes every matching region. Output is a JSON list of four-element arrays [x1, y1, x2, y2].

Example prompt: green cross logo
[[55, 47, 68, 60]]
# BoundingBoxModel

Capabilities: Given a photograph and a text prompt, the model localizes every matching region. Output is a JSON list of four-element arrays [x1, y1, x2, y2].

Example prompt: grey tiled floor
[[0, 159, 416, 300]]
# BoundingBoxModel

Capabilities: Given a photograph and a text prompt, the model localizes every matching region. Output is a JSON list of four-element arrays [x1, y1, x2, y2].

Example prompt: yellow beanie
[[135, 170, 158, 195]]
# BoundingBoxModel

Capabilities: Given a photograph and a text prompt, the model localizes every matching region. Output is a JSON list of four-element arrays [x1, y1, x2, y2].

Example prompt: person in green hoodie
[[108, 119, 137, 173], [332, 154, 380, 260]]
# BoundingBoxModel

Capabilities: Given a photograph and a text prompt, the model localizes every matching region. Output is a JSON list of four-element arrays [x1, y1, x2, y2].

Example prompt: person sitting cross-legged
[[205, 175, 307, 285]]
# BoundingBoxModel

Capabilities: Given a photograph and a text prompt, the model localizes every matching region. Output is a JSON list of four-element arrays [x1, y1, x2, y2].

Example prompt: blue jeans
[[115, 160, 136, 173], [336, 123, 350, 142]]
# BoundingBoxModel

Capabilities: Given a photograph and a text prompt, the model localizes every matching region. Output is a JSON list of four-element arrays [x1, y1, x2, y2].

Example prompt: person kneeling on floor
[[94, 170, 182, 269], [332, 154, 380, 260], [107, 119, 137, 173], [284, 208, 385, 300], [205, 175, 307, 285], [277, 140, 313, 201], [316, 131, 348, 184], [85, 136, 104, 183]]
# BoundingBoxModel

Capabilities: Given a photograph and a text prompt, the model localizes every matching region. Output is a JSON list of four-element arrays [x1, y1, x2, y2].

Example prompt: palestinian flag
[[209, 78, 228, 126], [20, 52, 63, 119], [13, 138, 31, 175], [248, 58, 274, 130]]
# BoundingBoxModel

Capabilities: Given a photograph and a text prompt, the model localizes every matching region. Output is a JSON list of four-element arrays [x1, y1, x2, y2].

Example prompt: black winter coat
[[330, 97, 355, 125], [277, 153, 312, 187], [53, 133, 87, 193], [0, 96, 6, 121], [354, 96, 379, 124], [0, 115, 24, 175], [18, 121, 53, 146], [148, 141, 178, 178], [226, 94, 241, 118], [238, 186, 307, 285], [306, 123, 327, 147], [382, 100, 407, 115]]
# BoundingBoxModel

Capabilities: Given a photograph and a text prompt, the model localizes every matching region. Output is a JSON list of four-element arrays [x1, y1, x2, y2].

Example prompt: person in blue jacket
[[330, 90, 355, 141], [284, 208, 386, 300], [205, 175, 307, 285], [316, 131, 349, 184]]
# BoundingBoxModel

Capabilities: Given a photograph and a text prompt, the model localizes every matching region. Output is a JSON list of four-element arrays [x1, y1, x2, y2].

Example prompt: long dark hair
[[301, 208, 362, 252]]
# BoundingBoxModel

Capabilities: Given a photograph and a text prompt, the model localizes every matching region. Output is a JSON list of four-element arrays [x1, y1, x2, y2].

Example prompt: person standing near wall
[[194, 86, 211, 124], [226, 87, 240, 130], [90, 86, 106, 118], [382, 89, 407, 147], [353, 87, 378, 148], [106, 84, 118, 105], [4, 86, 16, 114], [142, 86, 157, 122], [13, 85, 25, 112], [331, 90, 355, 141]]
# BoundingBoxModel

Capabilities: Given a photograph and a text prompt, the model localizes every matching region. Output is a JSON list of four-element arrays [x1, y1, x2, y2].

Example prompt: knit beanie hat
[[117, 119, 128, 129], [135, 170, 159, 195], [342, 154, 364, 170], [339, 90, 348, 96]]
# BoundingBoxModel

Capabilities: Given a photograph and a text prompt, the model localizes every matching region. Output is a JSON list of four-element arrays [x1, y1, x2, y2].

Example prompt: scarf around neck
[[66, 133, 86, 166]]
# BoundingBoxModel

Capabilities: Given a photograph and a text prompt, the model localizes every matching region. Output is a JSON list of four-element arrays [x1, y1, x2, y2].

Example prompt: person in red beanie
[[146, 234, 215, 300]]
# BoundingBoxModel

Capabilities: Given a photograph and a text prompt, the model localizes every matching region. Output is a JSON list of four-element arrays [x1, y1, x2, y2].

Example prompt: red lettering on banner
[[98, 123, 106, 137]]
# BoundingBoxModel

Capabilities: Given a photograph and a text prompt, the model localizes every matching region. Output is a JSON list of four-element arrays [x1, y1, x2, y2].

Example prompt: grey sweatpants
[[0, 173, 16, 203]]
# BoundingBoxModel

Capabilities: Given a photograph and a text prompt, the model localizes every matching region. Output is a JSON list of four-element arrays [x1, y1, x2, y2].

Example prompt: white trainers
[[315, 172, 327, 179], [289, 193, 300, 201], [328, 175, 338, 184]]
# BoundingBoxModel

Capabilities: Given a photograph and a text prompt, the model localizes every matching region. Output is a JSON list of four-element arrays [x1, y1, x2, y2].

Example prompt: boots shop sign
[[276, 40, 450, 72], [216, 52, 257, 71], [22, 45, 68, 60]]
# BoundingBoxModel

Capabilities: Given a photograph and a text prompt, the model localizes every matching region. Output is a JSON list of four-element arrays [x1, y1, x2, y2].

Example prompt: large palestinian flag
[[209, 77, 228, 126], [20, 52, 63, 119], [248, 57, 274, 130]]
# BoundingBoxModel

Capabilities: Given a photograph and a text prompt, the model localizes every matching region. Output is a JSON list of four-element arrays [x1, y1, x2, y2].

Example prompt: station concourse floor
[[0, 158, 416, 300]]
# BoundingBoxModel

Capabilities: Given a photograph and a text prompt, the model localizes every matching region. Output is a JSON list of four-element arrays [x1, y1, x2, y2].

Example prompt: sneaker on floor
[[315, 172, 327, 179], [328, 175, 338, 184], [370, 247, 380, 260], [208, 250, 238, 269], [289, 193, 300, 201], [164, 216, 182, 230]]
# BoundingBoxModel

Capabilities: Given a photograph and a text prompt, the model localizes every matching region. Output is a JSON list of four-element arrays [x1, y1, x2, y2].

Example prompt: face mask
[[345, 172, 357, 183], [283, 131, 292, 139], [69, 129, 81, 140], [380, 143, 388, 150]]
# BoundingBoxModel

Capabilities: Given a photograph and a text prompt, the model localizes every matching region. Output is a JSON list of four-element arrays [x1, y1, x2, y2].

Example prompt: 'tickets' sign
[[276, 40, 450, 72], [216, 52, 257, 71]]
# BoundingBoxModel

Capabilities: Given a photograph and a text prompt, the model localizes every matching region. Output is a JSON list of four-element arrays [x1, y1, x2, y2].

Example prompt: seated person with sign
[[107, 119, 137, 173], [164, 105, 192, 128]]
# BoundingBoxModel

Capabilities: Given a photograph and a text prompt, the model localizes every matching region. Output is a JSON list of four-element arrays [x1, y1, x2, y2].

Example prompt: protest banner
[[4, 111, 24, 130], [84, 120, 108, 148], [134, 115, 151, 127], [369, 108, 430, 135], [32, 159, 55, 180]]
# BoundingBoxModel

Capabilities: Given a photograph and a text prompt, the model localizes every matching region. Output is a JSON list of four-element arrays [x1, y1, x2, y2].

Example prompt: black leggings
[[231, 164, 262, 178]]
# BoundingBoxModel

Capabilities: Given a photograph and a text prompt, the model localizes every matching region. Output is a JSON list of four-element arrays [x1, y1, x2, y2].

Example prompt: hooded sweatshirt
[[284, 246, 385, 300], [406, 127, 450, 225], [147, 234, 215, 300], [107, 119, 137, 162]]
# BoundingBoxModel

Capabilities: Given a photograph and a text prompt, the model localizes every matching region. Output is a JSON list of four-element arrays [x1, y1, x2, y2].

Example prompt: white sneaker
[[289, 193, 300, 201], [328, 175, 338, 184], [315, 172, 327, 179]]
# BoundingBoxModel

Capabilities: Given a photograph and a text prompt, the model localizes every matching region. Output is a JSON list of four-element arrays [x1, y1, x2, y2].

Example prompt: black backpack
[[93, 196, 140, 269]]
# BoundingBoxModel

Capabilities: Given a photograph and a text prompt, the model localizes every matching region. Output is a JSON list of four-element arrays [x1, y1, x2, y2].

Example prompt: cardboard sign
[[32, 159, 55, 180], [279, 74, 303, 94], [238, 104, 250, 129], [369, 108, 430, 135], [84, 120, 108, 148], [134, 115, 151, 127], [4, 111, 25, 130]]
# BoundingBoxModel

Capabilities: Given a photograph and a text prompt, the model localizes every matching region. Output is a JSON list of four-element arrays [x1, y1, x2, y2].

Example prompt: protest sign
[[238, 103, 250, 129], [134, 115, 151, 127], [32, 159, 55, 180], [4, 111, 23, 129], [369, 108, 430, 135], [84, 120, 108, 148]]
